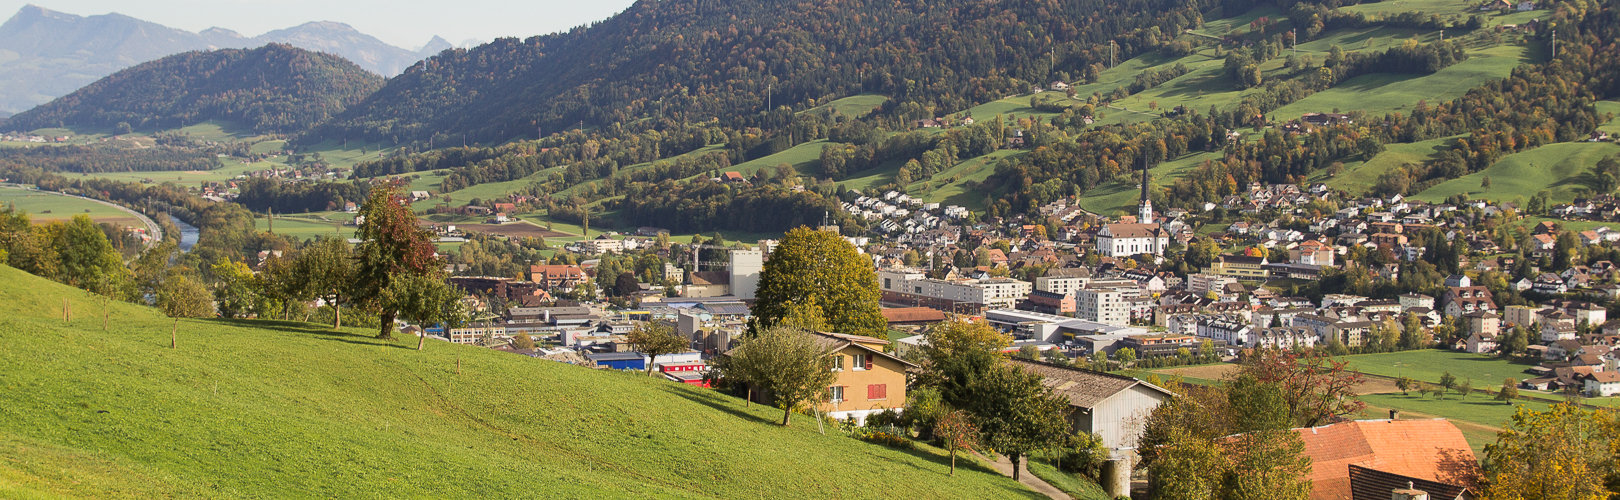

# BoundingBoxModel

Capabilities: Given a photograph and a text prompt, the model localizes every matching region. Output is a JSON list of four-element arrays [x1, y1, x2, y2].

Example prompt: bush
[[851, 424, 914, 449], [1056, 432, 1110, 480], [864, 408, 907, 430]]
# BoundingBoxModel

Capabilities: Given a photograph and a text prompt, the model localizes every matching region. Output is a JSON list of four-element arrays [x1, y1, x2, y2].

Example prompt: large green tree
[[1482, 403, 1619, 499], [352, 185, 443, 339], [717, 325, 838, 426], [751, 226, 884, 337]]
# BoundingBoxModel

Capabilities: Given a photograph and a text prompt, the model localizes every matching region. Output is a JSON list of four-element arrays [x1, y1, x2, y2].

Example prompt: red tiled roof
[[1293, 419, 1478, 500], [881, 307, 947, 324]]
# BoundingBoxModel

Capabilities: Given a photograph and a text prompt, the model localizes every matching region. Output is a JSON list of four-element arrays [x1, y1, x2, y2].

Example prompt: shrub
[[852, 424, 914, 449], [1056, 432, 1110, 480]]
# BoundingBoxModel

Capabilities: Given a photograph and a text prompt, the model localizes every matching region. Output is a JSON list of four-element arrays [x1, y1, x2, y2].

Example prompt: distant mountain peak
[[418, 35, 453, 56]]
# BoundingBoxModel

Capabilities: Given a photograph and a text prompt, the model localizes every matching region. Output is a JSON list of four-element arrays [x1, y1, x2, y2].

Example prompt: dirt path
[[982, 453, 1068, 499]]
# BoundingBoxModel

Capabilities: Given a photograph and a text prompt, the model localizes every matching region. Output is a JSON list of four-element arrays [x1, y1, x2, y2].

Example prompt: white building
[[1096, 223, 1168, 257], [878, 270, 1031, 310], [1035, 276, 1088, 296], [1076, 289, 1128, 326], [729, 249, 763, 300]]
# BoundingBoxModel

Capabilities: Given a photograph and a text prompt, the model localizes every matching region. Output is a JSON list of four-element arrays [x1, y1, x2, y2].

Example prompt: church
[[1095, 164, 1168, 258]]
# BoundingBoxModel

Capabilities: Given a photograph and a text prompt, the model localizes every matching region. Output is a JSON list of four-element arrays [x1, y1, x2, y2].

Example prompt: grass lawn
[[1336, 349, 1542, 392], [912, 150, 1024, 210], [1598, 100, 1620, 135], [1319, 135, 1464, 193], [0, 187, 141, 226], [0, 264, 1037, 498], [255, 213, 356, 241], [1413, 141, 1620, 204], [805, 94, 890, 118], [1271, 44, 1535, 121]]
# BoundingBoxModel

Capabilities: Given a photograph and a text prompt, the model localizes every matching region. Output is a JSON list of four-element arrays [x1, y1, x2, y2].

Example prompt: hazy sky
[[1, 0, 638, 49]]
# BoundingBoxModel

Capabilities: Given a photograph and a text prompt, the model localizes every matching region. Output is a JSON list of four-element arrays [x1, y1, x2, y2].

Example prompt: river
[[168, 215, 200, 252]]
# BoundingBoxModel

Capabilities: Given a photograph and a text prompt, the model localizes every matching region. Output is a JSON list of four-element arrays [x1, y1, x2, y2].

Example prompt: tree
[[1016, 344, 1039, 360], [1496, 379, 1519, 404], [958, 362, 1070, 481], [156, 272, 214, 318], [49, 215, 133, 297], [613, 271, 640, 297], [1116, 347, 1137, 365], [353, 185, 443, 339], [1439, 371, 1458, 393], [1146, 427, 1226, 499], [718, 325, 838, 426], [934, 409, 980, 476], [1396, 376, 1414, 395], [1455, 378, 1472, 400], [297, 237, 356, 328], [1223, 429, 1313, 499], [211, 258, 260, 319], [921, 318, 1011, 361], [512, 333, 536, 350], [1241, 349, 1365, 427], [1481, 403, 1618, 499], [752, 227, 885, 336], [378, 273, 467, 350], [628, 322, 688, 376]]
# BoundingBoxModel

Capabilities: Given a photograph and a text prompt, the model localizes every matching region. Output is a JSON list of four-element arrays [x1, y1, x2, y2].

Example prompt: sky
[[1, 0, 638, 49]]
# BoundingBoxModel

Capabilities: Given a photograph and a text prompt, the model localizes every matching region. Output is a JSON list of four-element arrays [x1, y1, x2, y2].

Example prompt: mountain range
[[0, 4, 448, 114]]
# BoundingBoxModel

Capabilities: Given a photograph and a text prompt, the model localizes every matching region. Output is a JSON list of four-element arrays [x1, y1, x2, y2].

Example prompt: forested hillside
[[304, 0, 1220, 146], [4, 44, 384, 135]]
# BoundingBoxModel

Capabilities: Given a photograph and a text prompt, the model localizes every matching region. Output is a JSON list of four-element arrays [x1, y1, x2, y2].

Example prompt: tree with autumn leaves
[[751, 226, 885, 337], [351, 184, 466, 343]]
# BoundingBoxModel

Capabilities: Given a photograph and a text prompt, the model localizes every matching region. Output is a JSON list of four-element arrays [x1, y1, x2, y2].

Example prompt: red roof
[[881, 307, 947, 324], [1293, 419, 1478, 500]]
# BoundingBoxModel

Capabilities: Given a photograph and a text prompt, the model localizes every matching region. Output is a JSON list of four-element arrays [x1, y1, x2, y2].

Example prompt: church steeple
[[1138, 160, 1153, 223]]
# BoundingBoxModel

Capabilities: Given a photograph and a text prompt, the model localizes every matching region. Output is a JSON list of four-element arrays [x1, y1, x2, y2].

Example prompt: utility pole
[[1109, 41, 1116, 68], [1292, 31, 1297, 56]]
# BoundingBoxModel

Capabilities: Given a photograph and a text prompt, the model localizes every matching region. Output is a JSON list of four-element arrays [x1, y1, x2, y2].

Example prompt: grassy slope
[[1080, 151, 1223, 216], [1598, 100, 1620, 134], [1271, 44, 1536, 121], [0, 264, 1034, 498], [1318, 135, 1463, 193], [1413, 142, 1620, 203], [806, 94, 890, 118]]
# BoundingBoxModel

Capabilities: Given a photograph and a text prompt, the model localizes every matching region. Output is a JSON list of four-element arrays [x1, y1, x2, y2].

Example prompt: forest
[[3, 44, 383, 135]]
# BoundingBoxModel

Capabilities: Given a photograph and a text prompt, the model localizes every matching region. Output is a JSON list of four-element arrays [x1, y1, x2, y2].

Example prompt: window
[[829, 386, 845, 402], [868, 384, 887, 400], [830, 355, 844, 371], [852, 354, 867, 370]]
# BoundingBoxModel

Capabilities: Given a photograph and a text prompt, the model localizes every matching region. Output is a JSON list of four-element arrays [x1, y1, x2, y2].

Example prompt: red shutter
[[863, 356, 874, 371], [868, 384, 886, 400]]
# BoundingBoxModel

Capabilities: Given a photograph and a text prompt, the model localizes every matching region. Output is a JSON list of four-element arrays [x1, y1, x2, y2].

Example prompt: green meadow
[[0, 264, 1036, 498]]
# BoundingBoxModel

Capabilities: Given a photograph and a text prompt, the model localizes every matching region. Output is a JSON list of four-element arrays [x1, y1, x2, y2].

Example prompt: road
[[982, 452, 1069, 499], [0, 184, 163, 248]]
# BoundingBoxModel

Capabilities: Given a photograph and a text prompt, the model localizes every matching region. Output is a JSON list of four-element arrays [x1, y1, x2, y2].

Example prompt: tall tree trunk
[[646, 354, 656, 376], [171, 318, 178, 349], [417, 328, 426, 350], [377, 310, 395, 339], [332, 294, 342, 329], [950, 450, 957, 476], [781, 407, 791, 426]]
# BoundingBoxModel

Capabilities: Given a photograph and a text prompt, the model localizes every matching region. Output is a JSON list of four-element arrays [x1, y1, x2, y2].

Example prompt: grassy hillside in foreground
[[0, 265, 1034, 498]]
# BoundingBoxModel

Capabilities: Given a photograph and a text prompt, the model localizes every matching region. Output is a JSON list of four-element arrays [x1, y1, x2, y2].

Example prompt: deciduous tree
[[718, 325, 838, 426], [628, 322, 688, 376], [752, 227, 884, 336], [934, 409, 979, 476], [352, 185, 442, 339]]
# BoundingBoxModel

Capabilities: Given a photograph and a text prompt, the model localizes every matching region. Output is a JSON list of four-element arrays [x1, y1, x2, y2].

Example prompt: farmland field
[[0, 186, 142, 227]]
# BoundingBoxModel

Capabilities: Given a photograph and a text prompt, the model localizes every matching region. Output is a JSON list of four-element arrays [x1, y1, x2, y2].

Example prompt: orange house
[[813, 332, 916, 424]]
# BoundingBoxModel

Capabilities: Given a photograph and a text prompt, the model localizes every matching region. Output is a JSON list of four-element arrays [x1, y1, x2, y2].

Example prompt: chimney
[[1389, 409, 1399, 420], [1392, 481, 1429, 500]]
